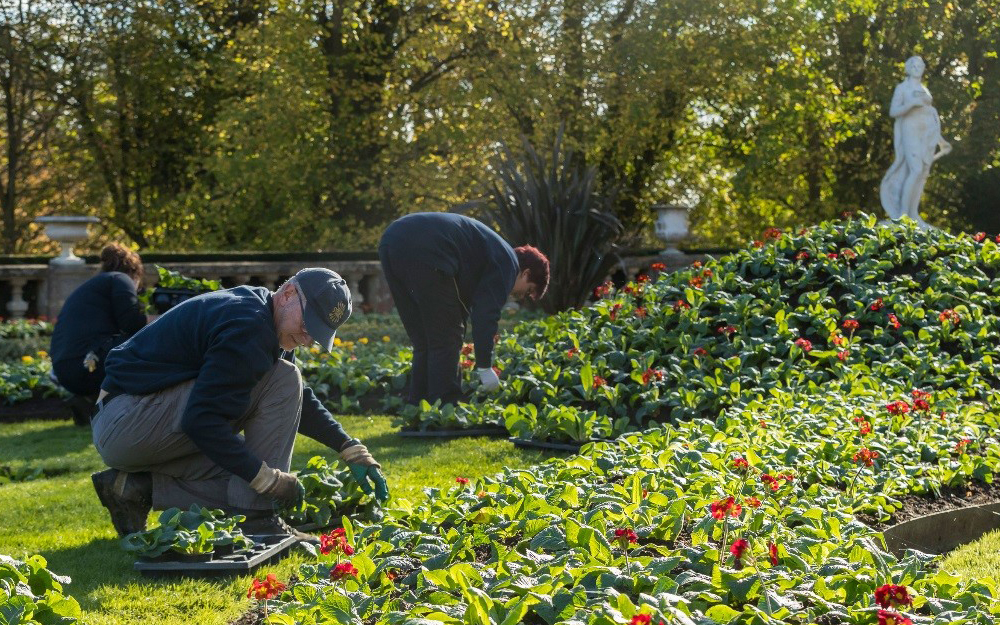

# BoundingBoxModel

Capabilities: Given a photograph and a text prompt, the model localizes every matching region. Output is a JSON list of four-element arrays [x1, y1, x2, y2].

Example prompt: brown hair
[[514, 245, 550, 300], [100, 243, 144, 286]]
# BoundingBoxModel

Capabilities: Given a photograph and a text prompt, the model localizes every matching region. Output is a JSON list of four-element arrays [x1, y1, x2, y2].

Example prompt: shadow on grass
[[0, 423, 94, 465]]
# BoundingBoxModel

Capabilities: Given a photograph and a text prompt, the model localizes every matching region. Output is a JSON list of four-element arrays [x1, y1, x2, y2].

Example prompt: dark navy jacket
[[49, 271, 146, 395], [380, 212, 518, 365], [101, 286, 351, 482]]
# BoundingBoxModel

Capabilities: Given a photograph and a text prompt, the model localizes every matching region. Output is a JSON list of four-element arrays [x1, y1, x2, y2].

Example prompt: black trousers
[[379, 245, 466, 405]]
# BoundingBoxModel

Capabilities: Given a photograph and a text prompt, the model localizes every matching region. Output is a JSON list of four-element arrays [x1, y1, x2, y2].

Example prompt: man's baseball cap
[[293, 268, 352, 352]]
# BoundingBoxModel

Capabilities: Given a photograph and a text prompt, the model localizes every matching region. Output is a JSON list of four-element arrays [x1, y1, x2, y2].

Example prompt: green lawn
[[0, 415, 559, 625], [941, 529, 1000, 582]]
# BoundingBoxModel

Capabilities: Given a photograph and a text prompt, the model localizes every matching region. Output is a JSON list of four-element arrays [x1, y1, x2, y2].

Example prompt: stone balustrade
[[0, 259, 390, 321], [0, 250, 722, 321]]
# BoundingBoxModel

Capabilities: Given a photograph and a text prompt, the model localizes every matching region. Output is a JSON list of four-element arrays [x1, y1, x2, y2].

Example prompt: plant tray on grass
[[398, 425, 509, 438], [133, 534, 298, 578]]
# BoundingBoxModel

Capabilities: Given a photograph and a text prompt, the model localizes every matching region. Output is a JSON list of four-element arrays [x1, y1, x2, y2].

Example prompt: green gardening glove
[[340, 443, 390, 502]]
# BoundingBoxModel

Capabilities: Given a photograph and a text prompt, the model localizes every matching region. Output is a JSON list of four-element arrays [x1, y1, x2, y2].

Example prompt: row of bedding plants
[[243, 383, 1000, 625], [361, 213, 1000, 439], [0, 351, 67, 406], [0, 554, 81, 623]]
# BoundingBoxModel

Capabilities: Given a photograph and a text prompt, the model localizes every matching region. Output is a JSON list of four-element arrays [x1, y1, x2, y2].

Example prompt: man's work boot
[[91, 469, 152, 537], [239, 512, 319, 545]]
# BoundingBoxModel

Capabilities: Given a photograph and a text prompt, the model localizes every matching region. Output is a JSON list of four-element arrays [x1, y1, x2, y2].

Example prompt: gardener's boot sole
[[91, 469, 152, 538]]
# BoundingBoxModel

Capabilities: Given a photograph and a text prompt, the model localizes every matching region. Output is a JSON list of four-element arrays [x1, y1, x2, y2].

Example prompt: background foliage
[[1, 0, 998, 254]]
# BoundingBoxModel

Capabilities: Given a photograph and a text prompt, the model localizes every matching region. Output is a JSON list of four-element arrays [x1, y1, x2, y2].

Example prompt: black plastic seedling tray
[[133, 534, 298, 578], [398, 426, 508, 439]]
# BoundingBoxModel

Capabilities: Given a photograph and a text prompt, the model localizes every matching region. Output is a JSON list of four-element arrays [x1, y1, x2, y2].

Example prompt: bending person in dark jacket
[[378, 213, 550, 404], [49, 244, 149, 425], [89, 268, 388, 540]]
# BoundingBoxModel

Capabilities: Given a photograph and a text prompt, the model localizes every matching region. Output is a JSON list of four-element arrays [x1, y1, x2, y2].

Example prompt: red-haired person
[[378, 213, 549, 404]]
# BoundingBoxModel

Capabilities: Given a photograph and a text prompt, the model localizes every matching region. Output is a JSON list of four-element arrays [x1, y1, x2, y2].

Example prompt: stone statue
[[879, 56, 952, 228]]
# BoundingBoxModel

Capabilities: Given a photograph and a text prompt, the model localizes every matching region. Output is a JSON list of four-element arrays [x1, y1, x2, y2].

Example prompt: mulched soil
[[858, 479, 1000, 530], [230, 603, 265, 625], [0, 397, 71, 423]]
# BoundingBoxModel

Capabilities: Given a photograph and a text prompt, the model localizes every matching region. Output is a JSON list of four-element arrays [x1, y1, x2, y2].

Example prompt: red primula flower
[[593, 281, 613, 298], [842, 319, 860, 332], [710, 496, 742, 520], [768, 542, 779, 565], [830, 334, 845, 347], [461, 343, 474, 356], [841, 248, 857, 260], [853, 417, 872, 436], [796, 251, 810, 261], [827, 252, 839, 260], [702, 269, 713, 278], [609, 303, 623, 320], [877, 610, 912, 625], [871, 298, 884, 311], [456, 476, 470, 485], [745, 496, 762, 508], [247, 573, 286, 600], [461, 359, 474, 368], [593, 376, 607, 388], [718, 325, 737, 336], [730, 538, 749, 560], [692, 261, 702, 269], [637, 274, 651, 283], [913, 398, 930, 411], [330, 561, 359, 581], [651, 262, 666, 271], [794, 338, 812, 352], [841, 211, 854, 219], [973, 232, 987, 242], [837, 350, 849, 361], [995, 235, 1000, 244], [875, 584, 913, 609], [689, 275, 703, 288], [911, 389, 931, 401], [938, 309, 961, 325], [753, 240, 765, 248], [673, 299, 691, 311], [319, 528, 354, 556], [635, 307, 647, 318], [567, 347, 579, 358], [732, 456, 750, 471], [887, 313, 901, 329], [641, 368, 664, 385], [853, 447, 879, 467], [955, 438, 972, 453], [763, 227, 782, 239], [886, 400, 910, 415], [692, 347, 709, 357], [630, 615, 662, 625], [614, 528, 638, 544]]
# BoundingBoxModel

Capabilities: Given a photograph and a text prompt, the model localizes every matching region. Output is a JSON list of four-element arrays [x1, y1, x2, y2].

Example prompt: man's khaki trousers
[[91, 360, 302, 511]]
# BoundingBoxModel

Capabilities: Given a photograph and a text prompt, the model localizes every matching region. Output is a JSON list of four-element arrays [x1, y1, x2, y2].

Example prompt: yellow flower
[[345, 341, 355, 348], [35, 350, 48, 358], [382, 335, 391, 343], [309, 346, 320, 355], [334, 337, 343, 347], [21, 355, 33, 364], [359, 337, 369, 345]]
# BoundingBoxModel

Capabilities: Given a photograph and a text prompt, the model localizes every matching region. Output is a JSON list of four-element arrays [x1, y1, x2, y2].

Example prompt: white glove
[[477, 367, 500, 392]]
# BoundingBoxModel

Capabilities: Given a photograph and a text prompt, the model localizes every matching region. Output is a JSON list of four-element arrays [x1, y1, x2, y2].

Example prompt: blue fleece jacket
[[101, 286, 351, 482]]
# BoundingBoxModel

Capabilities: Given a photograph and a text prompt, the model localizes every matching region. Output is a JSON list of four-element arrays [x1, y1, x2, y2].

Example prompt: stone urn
[[35, 216, 100, 265], [653, 203, 689, 255]]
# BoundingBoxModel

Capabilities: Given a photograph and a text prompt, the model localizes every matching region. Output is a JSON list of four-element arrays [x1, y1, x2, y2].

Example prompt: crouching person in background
[[89, 268, 389, 542]]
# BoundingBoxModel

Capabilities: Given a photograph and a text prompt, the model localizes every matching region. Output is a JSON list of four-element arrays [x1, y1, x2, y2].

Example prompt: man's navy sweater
[[101, 286, 351, 482], [379, 212, 518, 365]]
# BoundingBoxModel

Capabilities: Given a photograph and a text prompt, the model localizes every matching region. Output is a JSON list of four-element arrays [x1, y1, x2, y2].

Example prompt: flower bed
[[238, 385, 1000, 624], [238, 216, 1000, 625]]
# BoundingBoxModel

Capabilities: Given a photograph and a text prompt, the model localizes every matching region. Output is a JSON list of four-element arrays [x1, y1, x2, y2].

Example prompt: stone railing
[[0, 257, 390, 321], [0, 250, 728, 321]]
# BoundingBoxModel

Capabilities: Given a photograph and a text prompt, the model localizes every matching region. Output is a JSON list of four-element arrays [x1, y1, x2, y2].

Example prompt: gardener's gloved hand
[[340, 442, 389, 502], [249, 462, 305, 508], [477, 367, 500, 392]]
